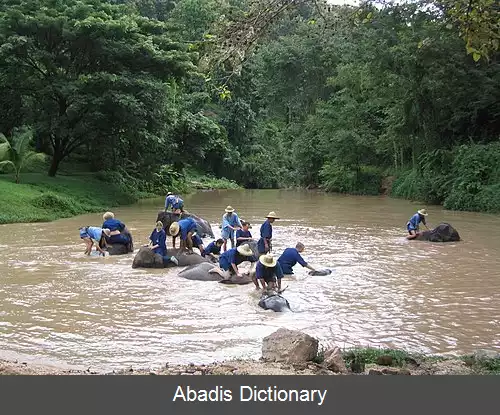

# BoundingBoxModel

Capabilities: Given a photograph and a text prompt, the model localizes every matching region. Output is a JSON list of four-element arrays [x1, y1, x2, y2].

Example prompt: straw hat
[[169, 222, 180, 236], [259, 254, 277, 268], [418, 209, 428, 216], [265, 211, 280, 219], [225, 205, 235, 213], [167, 192, 173, 196], [156, 221, 164, 228], [236, 244, 254, 256], [103, 211, 114, 220], [102, 228, 111, 237]]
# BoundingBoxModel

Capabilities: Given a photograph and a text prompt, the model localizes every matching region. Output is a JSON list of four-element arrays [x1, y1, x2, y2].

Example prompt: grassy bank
[[0, 168, 242, 225]]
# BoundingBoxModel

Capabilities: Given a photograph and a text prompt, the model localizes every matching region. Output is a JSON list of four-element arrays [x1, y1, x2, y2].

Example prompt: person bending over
[[255, 254, 284, 291], [278, 242, 316, 276], [218, 243, 256, 278], [169, 218, 197, 253]]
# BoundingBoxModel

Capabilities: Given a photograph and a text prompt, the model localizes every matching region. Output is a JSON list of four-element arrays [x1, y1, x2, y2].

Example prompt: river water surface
[[1, 190, 499, 370]]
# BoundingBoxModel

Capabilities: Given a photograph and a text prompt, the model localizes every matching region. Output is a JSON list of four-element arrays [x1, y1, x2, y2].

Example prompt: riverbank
[[0, 170, 240, 225], [2, 348, 499, 376]]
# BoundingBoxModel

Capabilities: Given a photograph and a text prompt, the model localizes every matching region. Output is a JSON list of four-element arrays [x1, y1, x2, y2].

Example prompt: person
[[218, 243, 257, 278], [79, 226, 111, 256], [165, 192, 184, 214], [407, 209, 429, 236], [102, 211, 130, 245], [203, 238, 224, 261], [191, 232, 205, 256], [277, 242, 317, 276], [169, 217, 197, 253], [257, 211, 280, 256], [236, 221, 253, 247], [148, 221, 179, 265], [221, 205, 242, 252], [255, 254, 284, 291]]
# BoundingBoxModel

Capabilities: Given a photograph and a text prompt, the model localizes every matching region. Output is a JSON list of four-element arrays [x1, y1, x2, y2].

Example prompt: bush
[[319, 163, 382, 195], [31, 193, 83, 215]]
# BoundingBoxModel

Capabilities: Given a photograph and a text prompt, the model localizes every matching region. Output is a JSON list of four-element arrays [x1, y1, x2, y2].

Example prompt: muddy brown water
[[1, 189, 499, 371]]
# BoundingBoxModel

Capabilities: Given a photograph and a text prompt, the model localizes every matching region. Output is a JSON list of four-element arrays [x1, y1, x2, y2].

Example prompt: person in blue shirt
[[169, 217, 197, 253], [79, 226, 111, 256], [147, 221, 179, 265], [218, 243, 257, 277], [255, 254, 284, 291], [221, 205, 242, 252], [164, 192, 184, 214], [191, 232, 205, 256], [236, 221, 253, 247], [278, 242, 317, 276], [257, 211, 280, 255], [407, 209, 429, 236], [102, 211, 130, 245], [203, 238, 224, 261]]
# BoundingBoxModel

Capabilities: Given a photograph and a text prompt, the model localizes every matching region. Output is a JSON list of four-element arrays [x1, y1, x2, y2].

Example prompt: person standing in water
[[257, 211, 279, 256], [148, 221, 179, 265], [221, 205, 242, 252], [278, 242, 317, 276], [79, 227, 111, 256], [407, 209, 430, 236]]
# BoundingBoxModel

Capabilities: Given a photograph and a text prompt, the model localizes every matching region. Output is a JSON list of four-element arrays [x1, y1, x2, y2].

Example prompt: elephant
[[408, 223, 461, 242], [131, 246, 210, 269], [156, 210, 214, 238], [308, 268, 333, 276], [177, 262, 255, 285], [258, 290, 291, 312], [107, 229, 134, 255]]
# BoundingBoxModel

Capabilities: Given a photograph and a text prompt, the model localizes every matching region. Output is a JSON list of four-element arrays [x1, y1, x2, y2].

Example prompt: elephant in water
[[308, 268, 332, 276], [131, 247, 209, 269], [407, 223, 461, 242], [258, 290, 291, 312], [156, 211, 214, 238], [107, 229, 134, 255], [177, 262, 255, 285]]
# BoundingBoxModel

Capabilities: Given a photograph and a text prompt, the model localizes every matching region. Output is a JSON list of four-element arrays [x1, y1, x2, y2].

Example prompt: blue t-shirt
[[235, 229, 252, 246], [150, 228, 167, 256], [80, 226, 103, 242], [407, 213, 426, 231], [257, 220, 273, 253], [178, 218, 197, 240], [165, 195, 183, 210], [278, 248, 308, 274], [204, 241, 221, 256], [256, 261, 284, 280], [219, 248, 257, 271], [102, 218, 125, 232]]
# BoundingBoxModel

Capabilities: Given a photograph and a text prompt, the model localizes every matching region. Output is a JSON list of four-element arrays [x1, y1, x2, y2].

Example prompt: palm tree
[[0, 127, 45, 184]]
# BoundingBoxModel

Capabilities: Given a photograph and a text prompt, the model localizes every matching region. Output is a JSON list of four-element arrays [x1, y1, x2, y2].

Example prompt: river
[[1, 189, 499, 371]]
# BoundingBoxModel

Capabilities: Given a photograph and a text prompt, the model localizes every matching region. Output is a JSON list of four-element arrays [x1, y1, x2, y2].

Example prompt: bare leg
[[223, 239, 228, 252]]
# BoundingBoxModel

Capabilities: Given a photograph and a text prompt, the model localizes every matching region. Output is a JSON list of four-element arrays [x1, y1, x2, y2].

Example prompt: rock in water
[[414, 223, 460, 242], [132, 247, 164, 268], [262, 328, 318, 363], [308, 268, 332, 276]]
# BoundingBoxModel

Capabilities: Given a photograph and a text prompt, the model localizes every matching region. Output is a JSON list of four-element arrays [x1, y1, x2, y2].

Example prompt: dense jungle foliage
[[0, 0, 499, 212]]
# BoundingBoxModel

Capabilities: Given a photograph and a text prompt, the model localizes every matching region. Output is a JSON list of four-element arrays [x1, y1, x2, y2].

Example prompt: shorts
[[221, 228, 234, 240], [257, 238, 271, 254]]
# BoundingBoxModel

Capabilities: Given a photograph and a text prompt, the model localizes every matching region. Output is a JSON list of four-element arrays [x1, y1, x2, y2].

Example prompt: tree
[[0, 0, 196, 176], [0, 126, 45, 183]]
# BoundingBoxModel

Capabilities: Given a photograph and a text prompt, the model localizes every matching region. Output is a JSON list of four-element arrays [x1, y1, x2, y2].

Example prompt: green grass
[[0, 172, 141, 224]]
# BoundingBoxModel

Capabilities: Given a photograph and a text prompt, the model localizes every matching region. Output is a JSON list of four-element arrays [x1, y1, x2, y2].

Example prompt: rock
[[474, 349, 500, 361], [262, 328, 319, 364], [132, 247, 164, 269], [369, 369, 383, 375], [323, 347, 348, 373], [381, 368, 411, 375], [376, 355, 393, 366]]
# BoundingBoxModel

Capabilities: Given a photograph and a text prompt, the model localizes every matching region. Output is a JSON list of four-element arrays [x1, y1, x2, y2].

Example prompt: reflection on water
[[1, 189, 500, 370]]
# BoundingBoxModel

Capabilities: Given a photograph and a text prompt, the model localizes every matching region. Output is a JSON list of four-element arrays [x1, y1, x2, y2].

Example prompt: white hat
[[236, 244, 253, 256], [259, 254, 277, 268], [169, 222, 180, 236], [225, 205, 235, 213], [418, 209, 428, 216], [265, 211, 280, 219]]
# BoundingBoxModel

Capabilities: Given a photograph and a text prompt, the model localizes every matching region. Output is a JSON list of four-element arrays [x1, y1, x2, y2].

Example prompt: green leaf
[[472, 52, 481, 62]]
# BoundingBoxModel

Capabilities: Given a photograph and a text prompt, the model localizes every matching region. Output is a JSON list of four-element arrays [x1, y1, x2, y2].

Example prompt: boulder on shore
[[262, 328, 318, 363]]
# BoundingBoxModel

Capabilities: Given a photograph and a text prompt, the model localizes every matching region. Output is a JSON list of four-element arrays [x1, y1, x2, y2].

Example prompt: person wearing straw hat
[[257, 211, 280, 255], [147, 221, 179, 265], [169, 217, 197, 253], [221, 205, 243, 252], [218, 243, 257, 278], [256, 254, 284, 291], [164, 192, 184, 214], [406, 208, 430, 236], [79, 226, 111, 256], [236, 221, 253, 247]]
